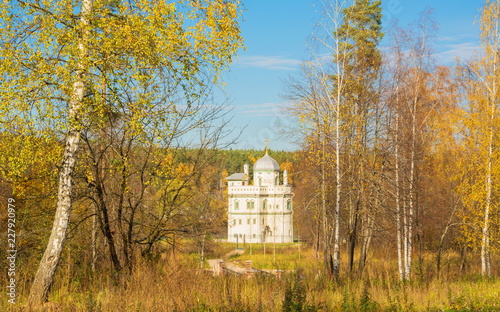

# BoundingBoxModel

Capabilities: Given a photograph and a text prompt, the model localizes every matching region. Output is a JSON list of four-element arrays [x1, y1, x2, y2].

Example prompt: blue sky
[[218, 0, 484, 151]]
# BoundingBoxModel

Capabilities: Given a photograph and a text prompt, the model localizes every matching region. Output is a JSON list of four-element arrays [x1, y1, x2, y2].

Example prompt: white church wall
[[226, 154, 293, 244]]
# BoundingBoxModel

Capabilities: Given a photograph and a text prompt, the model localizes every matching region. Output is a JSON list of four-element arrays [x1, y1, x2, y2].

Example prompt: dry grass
[[2, 244, 500, 311]]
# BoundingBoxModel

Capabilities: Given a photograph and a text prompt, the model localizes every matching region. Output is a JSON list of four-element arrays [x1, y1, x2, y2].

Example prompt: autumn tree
[[0, 0, 243, 306], [284, 61, 338, 276], [284, 0, 382, 279], [335, 0, 383, 275], [457, 0, 500, 277], [75, 82, 238, 275], [0, 134, 62, 280], [385, 11, 440, 280]]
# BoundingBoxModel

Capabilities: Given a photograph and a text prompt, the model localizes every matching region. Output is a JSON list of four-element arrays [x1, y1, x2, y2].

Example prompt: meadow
[[3, 242, 499, 311]]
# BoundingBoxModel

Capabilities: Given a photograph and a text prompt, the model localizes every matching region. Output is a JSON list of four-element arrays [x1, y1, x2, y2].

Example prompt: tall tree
[[386, 11, 438, 280], [457, 0, 500, 277], [0, 0, 242, 306], [284, 62, 338, 277], [336, 0, 383, 275], [285, 0, 382, 278], [26, 0, 94, 305]]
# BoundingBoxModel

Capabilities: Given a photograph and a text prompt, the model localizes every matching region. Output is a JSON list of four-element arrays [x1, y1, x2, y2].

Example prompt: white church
[[226, 149, 293, 243]]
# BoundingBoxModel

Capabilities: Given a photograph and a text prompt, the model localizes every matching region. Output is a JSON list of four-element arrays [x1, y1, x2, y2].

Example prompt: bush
[[282, 270, 319, 312]]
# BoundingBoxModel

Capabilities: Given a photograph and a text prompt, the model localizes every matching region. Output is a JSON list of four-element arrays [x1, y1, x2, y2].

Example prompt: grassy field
[[3, 243, 500, 311]]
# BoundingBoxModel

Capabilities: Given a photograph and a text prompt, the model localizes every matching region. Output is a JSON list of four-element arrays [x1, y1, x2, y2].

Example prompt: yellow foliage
[[0, 0, 243, 136], [455, 0, 500, 255], [248, 155, 257, 164]]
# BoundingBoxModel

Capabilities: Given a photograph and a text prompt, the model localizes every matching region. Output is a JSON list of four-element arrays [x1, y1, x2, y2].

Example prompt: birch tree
[[457, 0, 500, 277], [475, 0, 500, 277], [306, 0, 350, 279], [386, 11, 437, 280], [285, 0, 382, 278], [285, 62, 338, 277], [0, 0, 242, 306]]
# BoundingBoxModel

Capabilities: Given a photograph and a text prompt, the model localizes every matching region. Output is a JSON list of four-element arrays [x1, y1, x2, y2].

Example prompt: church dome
[[253, 153, 280, 171]]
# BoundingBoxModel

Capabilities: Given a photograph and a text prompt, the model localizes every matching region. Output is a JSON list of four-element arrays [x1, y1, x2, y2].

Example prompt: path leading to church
[[207, 249, 245, 275]]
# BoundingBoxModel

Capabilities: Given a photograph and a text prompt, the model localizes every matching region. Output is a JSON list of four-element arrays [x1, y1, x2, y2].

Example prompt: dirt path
[[224, 249, 244, 258], [207, 249, 246, 275]]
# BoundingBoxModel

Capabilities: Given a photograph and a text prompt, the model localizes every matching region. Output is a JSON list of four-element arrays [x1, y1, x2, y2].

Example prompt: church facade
[[226, 151, 293, 243]]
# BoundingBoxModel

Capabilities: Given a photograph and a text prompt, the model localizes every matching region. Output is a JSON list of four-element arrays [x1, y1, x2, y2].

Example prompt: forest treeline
[[1, 0, 500, 309]]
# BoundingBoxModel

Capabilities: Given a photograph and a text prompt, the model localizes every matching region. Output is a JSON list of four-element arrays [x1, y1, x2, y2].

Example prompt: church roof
[[226, 173, 249, 180], [253, 153, 280, 171]]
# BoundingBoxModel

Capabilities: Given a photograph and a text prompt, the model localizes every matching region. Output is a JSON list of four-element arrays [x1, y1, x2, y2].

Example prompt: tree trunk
[[395, 112, 404, 281], [321, 132, 333, 276], [481, 38, 498, 276], [199, 232, 206, 269], [358, 212, 374, 276], [405, 72, 420, 281], [96, 187, 122, 274], [347, 200, 359, 273], [27, 129, 82, 307], [27, 0, 93, 307], [474, 1, 500, 277], [332, 64, 342, 280], [315, 213, 321, 259], [91, 210, 98, 273], [481, 102, 494, 277], [459, 245, 468, 274]]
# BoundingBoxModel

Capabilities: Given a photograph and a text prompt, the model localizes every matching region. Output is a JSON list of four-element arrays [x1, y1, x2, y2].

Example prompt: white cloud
[[235, 55, 302, 71], [238, 101, 289, 117], [437, 42, 480, 64]]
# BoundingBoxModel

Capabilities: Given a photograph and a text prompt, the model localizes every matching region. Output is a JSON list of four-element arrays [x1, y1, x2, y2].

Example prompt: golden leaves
[[0, 0, 243, 137], [455, 0, 500, 255], [0, 133, 62, 197]]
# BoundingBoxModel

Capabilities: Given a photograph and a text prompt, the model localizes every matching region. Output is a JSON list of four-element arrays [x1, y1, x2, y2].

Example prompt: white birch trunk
[[332, 74, 342, 279], [314, 0, 346, 279], [400, 87, 419, 282], [405, 97, 417, 281], [481, 16, 498, 276], [28, 0, 93, 306], [395, 112, 404, 281], [331, 0, 346, 280], [481, 90, 494, 277], [321, 131, 331, 275]]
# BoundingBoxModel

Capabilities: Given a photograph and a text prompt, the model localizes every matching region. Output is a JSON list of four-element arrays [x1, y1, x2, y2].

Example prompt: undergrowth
[[2, 244, 500, 311]]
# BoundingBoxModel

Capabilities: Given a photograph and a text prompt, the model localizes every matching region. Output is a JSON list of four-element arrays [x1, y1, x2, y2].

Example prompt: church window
[[262, 218, 265, 225], [247, 218, 250, 224], [253, 234, 256, 238], [238, 219, 242, 225], [247, 201, 254, 209], [275, 176, 278, 185], [253, 219, 256, 224], [234, 201, 239, 210], [287, 201, 291, 210], [263, 200, 267, 210]]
